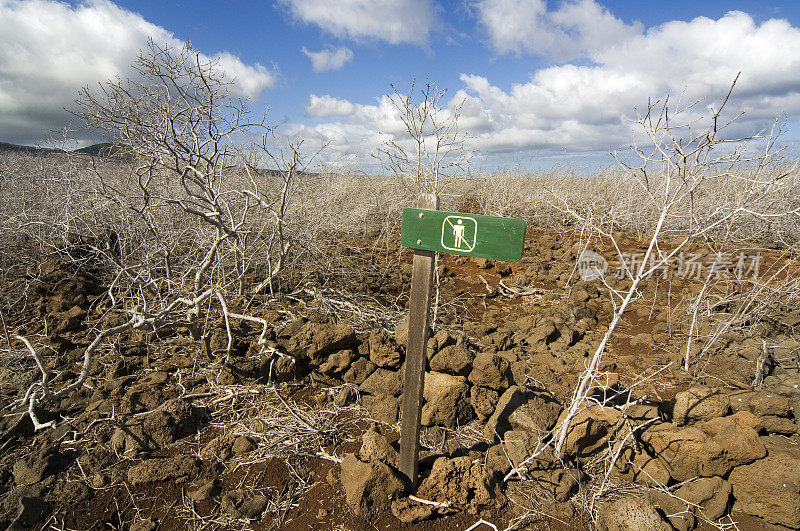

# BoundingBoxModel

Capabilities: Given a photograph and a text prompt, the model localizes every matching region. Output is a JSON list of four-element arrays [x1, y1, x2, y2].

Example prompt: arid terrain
[[0, 158, 798, 531]]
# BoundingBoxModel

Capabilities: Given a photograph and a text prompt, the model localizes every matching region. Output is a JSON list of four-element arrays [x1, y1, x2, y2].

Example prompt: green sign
[[401, 208, 526, 262]]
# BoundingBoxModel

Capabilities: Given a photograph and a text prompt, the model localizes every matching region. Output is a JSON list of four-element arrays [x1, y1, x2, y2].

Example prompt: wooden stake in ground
[[397, 198, 525, 487], [399, 193, 439, 488]]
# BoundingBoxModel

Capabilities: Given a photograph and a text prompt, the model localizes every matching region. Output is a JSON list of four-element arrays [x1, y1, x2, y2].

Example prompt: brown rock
[[729, 450, 800, 528], [232, 436, 255, 456], [140, 398, 208, 449], [188, 479, 220, 502], [334, 386, 359, 407], [470, 386, 499, 420], [361, 394, 399, 423], [647, 490, 695, 531], [502, 430, 537, 470], [634, 453, 672, 487], [429, 345, 474, 376], [368, 331, 402, 369], [318, 349, 354, 374], [359, 428, 398, 467], [129, 519, 158, 531], [672, 386, 730, 425], [394, 317, 409, 347], [642, 424, 729, 481], [507, 391, 563, 436], [485, 444, 512, 477], [13, 448, 64, 487], [340, 453, 404, 518], [220, 490, 269, 520], [342, 357, 376, 385], [728, 389, 791, 417], [391, 498, 435, 523], [484, 386, 525, 441], [597, 496, 671, 531], [759, 414, 798, 435], [291, 322, 358, 365], [674, 476, 731, 521], [421, 372, 473, 428], [557, 405, 621, 460], [525, 321, 559, 345], [8, 497, 51, 529], [359, 368, 403, 396], [127, 456, 199, 486], [416, 456, 505, 515], [468, 352, 513, 390], [697, 412, 766, 467]]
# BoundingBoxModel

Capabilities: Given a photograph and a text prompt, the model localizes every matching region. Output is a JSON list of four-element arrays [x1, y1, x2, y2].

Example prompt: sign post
[[398, 201, 526, 488], [398, 193, 439, 488]]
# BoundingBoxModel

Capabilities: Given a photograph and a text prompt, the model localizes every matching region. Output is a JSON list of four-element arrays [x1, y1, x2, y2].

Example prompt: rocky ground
[[0, 227, 798, 530]]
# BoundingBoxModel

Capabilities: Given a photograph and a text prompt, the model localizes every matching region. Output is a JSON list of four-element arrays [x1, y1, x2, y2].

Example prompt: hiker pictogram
[[441, 215, 477, 252]]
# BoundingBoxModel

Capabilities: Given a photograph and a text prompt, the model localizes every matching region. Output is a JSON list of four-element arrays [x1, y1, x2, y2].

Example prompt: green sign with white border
[[401, 208, 526, 262]]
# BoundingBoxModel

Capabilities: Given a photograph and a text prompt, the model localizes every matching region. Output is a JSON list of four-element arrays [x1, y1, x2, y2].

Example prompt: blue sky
[[2, 0, 800, 171]]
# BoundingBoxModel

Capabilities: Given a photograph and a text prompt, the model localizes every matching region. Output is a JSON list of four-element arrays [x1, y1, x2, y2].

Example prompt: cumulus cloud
[[278, 0, 435, 46], [474, 0, 643, 61], [305, 94, 356, 116], [297, 10, 800, 166], [301, 46, 354, 72], [0, 0, 276, 145]]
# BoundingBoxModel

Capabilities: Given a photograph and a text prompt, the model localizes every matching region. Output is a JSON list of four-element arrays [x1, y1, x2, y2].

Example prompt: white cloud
[[305, 94, 356, 116], [0, 0, 276, 145], [474, 0, 643, 61], [278, 0, 435, 46], [296, 10, 800, 166], [207, 51, 276, 99], [301, 46, 354, 72]]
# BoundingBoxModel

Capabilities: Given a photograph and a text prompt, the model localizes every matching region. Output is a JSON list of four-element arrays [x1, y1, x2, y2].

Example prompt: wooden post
[[399, 193, 439, 489]]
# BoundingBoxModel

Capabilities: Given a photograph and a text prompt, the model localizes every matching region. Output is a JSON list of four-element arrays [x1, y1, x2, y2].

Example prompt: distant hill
[[0, 141, 133, 160], [0, 142, 63, 155], [73, 142, 134, 159]]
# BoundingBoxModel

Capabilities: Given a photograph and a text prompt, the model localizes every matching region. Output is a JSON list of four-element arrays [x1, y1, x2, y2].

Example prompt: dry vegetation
[[1, 42, 799, 530]]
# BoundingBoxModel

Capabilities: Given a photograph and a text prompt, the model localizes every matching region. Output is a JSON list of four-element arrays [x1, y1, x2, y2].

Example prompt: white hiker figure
[[453, 218, 467, 249]]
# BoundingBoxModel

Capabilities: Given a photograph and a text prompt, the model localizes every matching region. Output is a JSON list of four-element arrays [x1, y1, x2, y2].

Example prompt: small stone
[[129, 519, 158, 531], [188, 480, 220, 502], [334, 386, 359, 407], [127, 456, 199, 486], [391, 498, 435, 523], [232, 436, 255, 456], [220, 490, 269, 520]]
